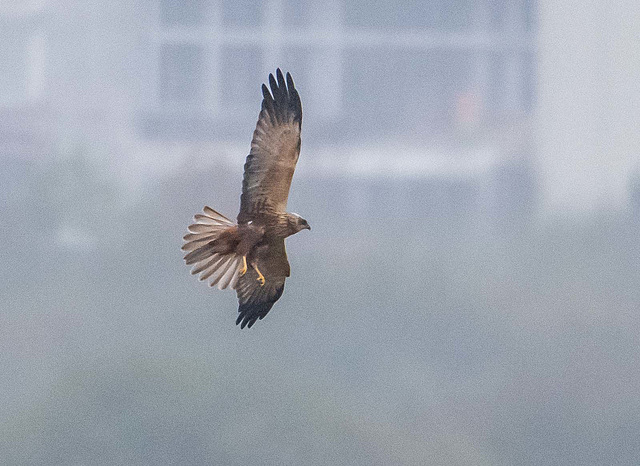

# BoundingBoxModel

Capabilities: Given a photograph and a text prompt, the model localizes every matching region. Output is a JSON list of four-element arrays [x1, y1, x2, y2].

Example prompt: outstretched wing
[[235, 237, 290, 329], [238, 69, 302, 224]]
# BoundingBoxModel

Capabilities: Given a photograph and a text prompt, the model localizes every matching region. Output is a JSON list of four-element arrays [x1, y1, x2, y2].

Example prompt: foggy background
[[2, 1, 640, 464]]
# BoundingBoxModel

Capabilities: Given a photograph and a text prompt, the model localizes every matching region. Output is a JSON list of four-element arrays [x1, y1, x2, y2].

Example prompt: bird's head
[[289, 213, 311, 233]]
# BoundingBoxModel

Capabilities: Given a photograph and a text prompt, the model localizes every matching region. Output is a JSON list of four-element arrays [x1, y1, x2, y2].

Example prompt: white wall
[[537, 0, 640, 215]]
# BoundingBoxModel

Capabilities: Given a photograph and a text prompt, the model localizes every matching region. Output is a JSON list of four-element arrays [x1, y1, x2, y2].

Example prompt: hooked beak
[[305, 224, 311, 231]]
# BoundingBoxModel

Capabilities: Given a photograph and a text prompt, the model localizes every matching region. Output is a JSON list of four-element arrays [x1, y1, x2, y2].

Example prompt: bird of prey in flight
[[182, 69, 310, 329]]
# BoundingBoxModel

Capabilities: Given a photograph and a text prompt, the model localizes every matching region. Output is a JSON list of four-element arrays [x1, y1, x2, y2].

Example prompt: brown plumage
[[182, 69, 310, 329]]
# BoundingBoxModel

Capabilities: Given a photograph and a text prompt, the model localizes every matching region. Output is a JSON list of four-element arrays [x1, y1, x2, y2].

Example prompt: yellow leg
[[240, 256, 248, 275], [252, 262, 265, 287]]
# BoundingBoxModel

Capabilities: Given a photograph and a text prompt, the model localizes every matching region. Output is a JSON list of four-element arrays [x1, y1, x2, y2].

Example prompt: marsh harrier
[[182, 69, 309, 329]]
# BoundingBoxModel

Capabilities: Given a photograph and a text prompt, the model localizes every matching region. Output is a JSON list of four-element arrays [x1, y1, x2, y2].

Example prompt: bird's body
[[182, 69, 309, 328]]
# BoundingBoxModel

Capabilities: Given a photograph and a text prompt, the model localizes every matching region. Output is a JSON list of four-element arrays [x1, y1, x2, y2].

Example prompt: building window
[[222, 0, 261, 27], [160, 44, 205, 104], [523, 0, 537, 31], [161, 0, 206, 27], [220, 46, 261, 113], [282, 0, 308, 27], [343, 0, 472, 30]]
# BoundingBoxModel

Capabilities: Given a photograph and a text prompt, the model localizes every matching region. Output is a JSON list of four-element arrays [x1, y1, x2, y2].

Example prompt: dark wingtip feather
[[235, 283, 285, 329], [261, 69, 302, 126], [268, 73, 278, 95], [236, 301, 275, 329], [276, 68, 286, 89], [261, 83, 271, 100]]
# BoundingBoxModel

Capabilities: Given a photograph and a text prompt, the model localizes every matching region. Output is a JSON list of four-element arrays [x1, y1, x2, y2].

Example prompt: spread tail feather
[[182, 206, 243, 290]]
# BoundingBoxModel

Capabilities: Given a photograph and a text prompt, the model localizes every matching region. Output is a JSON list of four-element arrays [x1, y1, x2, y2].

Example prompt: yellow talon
[[240, 256, 248, 276], [252, 263, 265, 287]]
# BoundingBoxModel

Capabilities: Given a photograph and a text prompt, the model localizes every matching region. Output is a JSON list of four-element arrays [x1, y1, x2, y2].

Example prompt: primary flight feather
[[182, 69, 309, 329]]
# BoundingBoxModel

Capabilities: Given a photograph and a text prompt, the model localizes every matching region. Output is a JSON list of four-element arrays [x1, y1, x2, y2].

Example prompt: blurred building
[[139, 0, 535, 143], [0, 0, 539, 223], [0, 1, 53, 214], [0, 1, 50, 160], [138, 0, 536, 225], [0, 0, 536, 143]]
